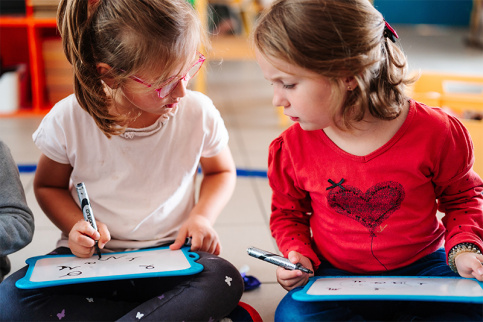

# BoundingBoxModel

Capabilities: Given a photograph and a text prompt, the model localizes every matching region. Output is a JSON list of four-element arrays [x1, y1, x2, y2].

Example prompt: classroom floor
[[3, 25, 483, 321]]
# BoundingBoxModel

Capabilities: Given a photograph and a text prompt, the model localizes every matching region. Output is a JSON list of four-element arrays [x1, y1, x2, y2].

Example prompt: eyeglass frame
[[120, 52, 206, 99]]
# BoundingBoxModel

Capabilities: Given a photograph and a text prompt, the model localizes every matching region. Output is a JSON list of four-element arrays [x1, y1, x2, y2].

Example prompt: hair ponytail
[[57, 0, 203, 137], [58, 0, 118, 137]]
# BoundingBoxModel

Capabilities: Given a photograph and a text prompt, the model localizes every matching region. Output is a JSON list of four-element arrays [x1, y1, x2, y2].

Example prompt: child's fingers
[[472, 269, 483, 281], [189, 234, 203, 251], [205, 237, 220, 255], [200, 234, 219, 254], [70, 244, 94, 258], [288, 250, 314, 273], [287, 251, 300, 263], [190, 230, 216, 251], [471, 254, 483, 281], [68, 233, 96, 258], [70, 221, 97, 245], [169, 231, 188, 250], [77, 234, 99, 248], [213, 241, 221, 255], [97, 222, 111, 248], [277, 266, 302, 281], [198, 237, 212, 253], [276, 267, 304, 290]]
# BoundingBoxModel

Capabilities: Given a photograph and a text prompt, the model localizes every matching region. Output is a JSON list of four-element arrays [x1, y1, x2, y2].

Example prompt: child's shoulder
[[411, 100, 467, 135], [36, 94, 95, 137], [410, 100, 473, 163], [44, 94, 84, 120]]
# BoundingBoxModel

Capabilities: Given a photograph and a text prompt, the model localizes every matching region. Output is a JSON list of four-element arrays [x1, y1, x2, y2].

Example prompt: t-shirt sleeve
[[434, 115, 483, 255], [197, 92, 229, 158], [32, 99, 71, 165], [268, 135, 321, 268]]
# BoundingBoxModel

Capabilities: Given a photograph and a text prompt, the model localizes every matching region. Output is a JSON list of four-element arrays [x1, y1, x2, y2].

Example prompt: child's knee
[[274, 290, 303, 322], [197, 252, 244, 299], [0, 272, 24, 319]]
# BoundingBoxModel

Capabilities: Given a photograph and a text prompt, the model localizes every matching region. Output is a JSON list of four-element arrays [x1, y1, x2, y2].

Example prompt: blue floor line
[[235, 168, 268, 178], [17, 164, 268, 178], [18, 165, 37, 173]]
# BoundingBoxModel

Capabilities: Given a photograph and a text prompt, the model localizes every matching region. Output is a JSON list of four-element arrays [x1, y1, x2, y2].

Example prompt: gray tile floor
[[2, 25, 483, 321]]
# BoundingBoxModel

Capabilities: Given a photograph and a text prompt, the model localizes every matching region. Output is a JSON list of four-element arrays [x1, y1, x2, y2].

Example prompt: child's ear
[[344, 76, 358, 91], [96, 63, 118, 89]]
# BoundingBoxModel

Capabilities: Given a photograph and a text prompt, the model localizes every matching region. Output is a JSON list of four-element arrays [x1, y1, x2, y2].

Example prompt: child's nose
[[171, 79, 188, 99], [272, 88, 288, 108]]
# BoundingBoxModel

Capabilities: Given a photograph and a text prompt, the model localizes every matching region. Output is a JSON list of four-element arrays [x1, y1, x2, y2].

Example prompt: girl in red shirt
[[254, 0, 483, 320]]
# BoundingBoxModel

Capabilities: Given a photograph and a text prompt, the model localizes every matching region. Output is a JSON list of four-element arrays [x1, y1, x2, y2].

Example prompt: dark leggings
[[0, 247, 244, 321]]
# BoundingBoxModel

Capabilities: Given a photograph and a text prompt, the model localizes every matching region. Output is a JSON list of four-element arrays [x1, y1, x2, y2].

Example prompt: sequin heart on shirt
[[327, 181, 405, 236]]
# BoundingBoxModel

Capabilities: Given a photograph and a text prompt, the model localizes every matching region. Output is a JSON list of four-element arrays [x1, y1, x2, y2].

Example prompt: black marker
[[247, 246, 313, 274], [76, 182, 102, 259]]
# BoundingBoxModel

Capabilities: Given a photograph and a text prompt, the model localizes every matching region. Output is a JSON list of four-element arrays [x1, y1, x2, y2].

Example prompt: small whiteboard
[[292, 276, 483, 303], [16, 246, 203, 289]]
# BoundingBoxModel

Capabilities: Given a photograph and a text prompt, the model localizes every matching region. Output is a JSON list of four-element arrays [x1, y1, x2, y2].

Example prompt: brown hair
[[57, 0, 205, 137], [253, 0, 415, 130]]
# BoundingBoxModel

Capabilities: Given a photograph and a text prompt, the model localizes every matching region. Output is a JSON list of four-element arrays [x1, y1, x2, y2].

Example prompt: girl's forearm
[[191, 170, 236, 224], [35, 186, 84, 236]]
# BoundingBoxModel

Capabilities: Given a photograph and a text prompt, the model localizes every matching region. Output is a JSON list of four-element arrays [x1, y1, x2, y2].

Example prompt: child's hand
[[455, 252, 483, 281], [170, 214, 221, 255], [276, 251, 314, 291], [68, 220, 110, 258]]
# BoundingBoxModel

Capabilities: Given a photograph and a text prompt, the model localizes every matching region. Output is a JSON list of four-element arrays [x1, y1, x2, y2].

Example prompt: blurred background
[[1, 0, 482, 320]]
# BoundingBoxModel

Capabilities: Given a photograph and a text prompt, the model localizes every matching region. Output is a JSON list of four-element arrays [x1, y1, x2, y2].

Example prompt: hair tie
[[383, 20, 398, 43], [88, 0, 101, 18]]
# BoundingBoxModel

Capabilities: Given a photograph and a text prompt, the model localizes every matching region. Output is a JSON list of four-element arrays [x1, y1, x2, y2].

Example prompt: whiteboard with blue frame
[[292, 276, 483, 303], [16, 246, 203, 289]]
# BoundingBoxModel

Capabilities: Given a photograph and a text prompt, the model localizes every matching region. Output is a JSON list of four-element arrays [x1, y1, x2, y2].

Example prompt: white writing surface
[[16, 246, 203, 289], [293, 276, 483, 303]]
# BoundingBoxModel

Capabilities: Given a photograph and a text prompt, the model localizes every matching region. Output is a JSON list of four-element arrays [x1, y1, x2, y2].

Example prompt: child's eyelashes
[[268, 82, 296, 89]]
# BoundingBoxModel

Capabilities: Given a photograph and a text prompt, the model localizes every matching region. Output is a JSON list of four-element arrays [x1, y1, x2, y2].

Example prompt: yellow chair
[[463, 120, 483, 176], [408, 72, 483, 114], [192, 0, 258, 93], [408, 72, 483, 176]]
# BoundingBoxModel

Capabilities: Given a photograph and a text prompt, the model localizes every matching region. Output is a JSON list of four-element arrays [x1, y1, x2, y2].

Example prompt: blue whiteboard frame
[[16, 246, 203, 289], [292, 276, 483, 303]]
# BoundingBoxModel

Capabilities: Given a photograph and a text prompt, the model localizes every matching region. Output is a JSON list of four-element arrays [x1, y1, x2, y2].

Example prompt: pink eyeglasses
[[127, 52, 205, 99]]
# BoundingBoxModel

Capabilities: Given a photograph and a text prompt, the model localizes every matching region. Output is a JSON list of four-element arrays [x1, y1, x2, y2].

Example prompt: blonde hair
[[253, 0, 415, 130], [57, 0, 206, 137]]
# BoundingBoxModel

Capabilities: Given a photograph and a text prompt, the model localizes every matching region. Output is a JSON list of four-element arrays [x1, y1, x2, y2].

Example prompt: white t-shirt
[[33, 91, 229, 251]]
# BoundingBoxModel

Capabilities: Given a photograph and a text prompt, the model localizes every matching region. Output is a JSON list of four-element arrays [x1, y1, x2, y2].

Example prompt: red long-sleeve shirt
[[269, 100, 483, 273]]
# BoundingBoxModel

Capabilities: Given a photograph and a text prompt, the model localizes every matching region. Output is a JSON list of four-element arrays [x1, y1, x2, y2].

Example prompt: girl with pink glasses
[[0, 0, 244, 320]]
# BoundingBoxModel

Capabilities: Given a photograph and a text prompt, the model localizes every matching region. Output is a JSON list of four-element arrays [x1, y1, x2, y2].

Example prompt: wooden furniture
[[0, 0, 257, 115], [0, 0, 60, 116]]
